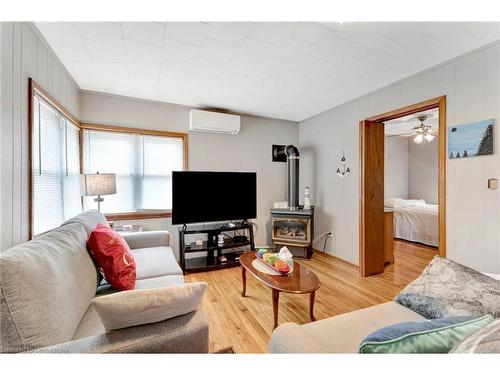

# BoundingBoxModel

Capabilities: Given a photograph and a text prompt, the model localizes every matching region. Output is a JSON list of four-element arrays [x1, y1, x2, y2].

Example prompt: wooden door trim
[[359, 96, 446, 276], [359, 120, 386, 276]]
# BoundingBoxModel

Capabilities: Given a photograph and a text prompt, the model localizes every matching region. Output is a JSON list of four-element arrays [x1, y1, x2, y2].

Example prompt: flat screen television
[[172, 171, 257, 225]]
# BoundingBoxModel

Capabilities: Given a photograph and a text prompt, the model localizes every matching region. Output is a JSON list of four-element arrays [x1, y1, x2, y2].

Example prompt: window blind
[[82, 130, 184, 213], [32, 95, 81, 236]]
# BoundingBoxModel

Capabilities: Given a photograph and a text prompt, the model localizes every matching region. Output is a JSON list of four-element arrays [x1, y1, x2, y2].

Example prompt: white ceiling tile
[[383, 32, 439, 59], [369, 22, 421, 42], [237, 37, 278, 62], [163, 39, 200, 63], [122, 22, 165, 47], [226, 57, 262, 77], [158, 73, 190, 93], [207, 22, 254, 46], [36, 22, 500, 121], [48, 38, 87, 54], [127, 58, 161, 78], [259, 55, 303, 77], [193, 57, 227, 77], [389, 52, 441, 77], [418, 23, 485, 53], [161, 59, 194, 76], [460, 22, 500, 41], [200, 38, 239, 63], [53, 45, 92, 64], [270, 36, 319, 62], [292, 22, 330, 43], [312, 33, 357, 60], [76, 22, 123, 47], [250, 22, 297, 45], [164, 22, 210, 46], [84, 39, 126, 64], [35, 22, 81, 45], [94, 60, 129, 76], [124, 39, 163, 64]]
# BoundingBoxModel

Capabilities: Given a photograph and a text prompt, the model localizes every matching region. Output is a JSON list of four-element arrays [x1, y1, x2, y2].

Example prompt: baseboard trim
[[312, 249, 359, 268]]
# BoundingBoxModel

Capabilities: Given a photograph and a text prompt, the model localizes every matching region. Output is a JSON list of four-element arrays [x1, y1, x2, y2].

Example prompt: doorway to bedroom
[[359, 97, 446, 277]]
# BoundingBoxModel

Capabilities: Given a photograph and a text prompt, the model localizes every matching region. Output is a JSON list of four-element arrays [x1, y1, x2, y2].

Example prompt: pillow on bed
[[385, 198, 426, 208], [402, 199, 426, 207], [385, 198, 407, 208]]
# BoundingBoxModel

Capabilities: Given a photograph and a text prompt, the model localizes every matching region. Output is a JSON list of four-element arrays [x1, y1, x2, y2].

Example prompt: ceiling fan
[[386, 114, 437, 144]]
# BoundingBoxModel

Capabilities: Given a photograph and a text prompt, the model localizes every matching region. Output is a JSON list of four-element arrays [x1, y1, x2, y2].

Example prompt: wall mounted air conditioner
[[189, 109, 240, 135]]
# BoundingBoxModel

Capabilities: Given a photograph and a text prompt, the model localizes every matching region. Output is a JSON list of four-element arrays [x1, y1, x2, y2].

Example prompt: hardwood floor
[[185, 240, 437, 353]]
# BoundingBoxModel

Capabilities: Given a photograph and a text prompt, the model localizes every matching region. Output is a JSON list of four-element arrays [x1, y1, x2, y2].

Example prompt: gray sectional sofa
[[0, 210, 208, 353]]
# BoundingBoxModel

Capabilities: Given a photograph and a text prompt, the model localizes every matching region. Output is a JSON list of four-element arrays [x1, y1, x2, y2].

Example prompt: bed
[[385, 198, 439, 247]]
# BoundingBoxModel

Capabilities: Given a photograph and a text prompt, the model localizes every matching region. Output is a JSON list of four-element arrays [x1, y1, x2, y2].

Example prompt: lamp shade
[[413, 134, 424, 144], [425, 133, 435, 142], [80, 173, 116, 196]]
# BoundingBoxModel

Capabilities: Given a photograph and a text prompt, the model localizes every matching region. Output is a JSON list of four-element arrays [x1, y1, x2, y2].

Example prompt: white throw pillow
[[385, 198, 406, 208], [92, 282, 207, 331], [402, 199, 426, 207]]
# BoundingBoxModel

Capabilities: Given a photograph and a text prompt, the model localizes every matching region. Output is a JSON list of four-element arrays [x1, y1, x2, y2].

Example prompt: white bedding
[[393, 204, 439, 247]]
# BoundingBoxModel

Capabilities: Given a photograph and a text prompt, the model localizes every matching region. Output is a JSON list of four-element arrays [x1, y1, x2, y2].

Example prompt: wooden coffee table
[[239, 251, 321, 329]]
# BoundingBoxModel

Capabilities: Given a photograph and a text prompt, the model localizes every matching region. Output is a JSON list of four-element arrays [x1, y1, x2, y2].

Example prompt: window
[[31, 94, 81, 236], [29, 80, 188, 236], [81, 126, 186, 216]]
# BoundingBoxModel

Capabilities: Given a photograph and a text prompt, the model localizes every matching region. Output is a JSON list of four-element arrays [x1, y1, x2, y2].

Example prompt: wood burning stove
[[273, 217, 309, 244], [271, 145, 314, 258], [271, 208, 314, 258]]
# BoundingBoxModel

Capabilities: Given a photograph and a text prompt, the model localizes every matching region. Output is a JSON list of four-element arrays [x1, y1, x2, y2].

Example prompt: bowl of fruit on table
[[255, 248, 292, 275]]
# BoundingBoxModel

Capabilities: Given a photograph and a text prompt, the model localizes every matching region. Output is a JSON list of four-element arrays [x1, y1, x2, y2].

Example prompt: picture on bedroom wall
[[448, 119, 494, 159]]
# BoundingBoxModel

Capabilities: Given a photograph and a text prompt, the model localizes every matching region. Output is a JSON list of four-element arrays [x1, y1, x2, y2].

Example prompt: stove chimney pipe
[[273, 144, 300, 210], [286, 145, 300, 210]]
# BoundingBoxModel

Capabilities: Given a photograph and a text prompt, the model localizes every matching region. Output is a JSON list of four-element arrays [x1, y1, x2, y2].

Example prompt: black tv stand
[[179, 222, 255, 274]]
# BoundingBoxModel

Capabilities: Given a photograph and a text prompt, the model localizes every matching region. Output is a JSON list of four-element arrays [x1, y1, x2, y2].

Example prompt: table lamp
[[80, 172, 116, 211]]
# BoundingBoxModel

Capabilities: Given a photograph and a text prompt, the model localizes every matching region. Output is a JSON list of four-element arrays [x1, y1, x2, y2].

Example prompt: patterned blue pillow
[[394, 256, 500, 319], [359, 315, 494, 353]]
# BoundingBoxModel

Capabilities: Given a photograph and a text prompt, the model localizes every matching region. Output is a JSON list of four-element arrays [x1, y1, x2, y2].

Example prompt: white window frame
[[79, 123, 188, 221]]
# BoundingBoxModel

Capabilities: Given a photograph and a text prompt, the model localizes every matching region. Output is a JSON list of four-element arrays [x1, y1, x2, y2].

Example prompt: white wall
[[80, 91, 299, 258], [385, 137, 409, 200], [0, 23, 80, 251], [384, 136, 439, 204], [408, 136, 439, 204], [300, 41, 500, 273]]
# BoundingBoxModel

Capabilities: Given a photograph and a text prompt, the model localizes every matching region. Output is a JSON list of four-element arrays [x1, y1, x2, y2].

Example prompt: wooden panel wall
[[0, 22, 80, 251]]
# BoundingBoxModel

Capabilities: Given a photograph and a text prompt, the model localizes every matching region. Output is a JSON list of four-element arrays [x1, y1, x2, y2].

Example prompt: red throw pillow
[[87, 223, 136, 290]]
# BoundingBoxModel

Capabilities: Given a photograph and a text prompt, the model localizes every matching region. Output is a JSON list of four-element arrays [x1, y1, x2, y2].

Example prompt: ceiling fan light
[[414, 134, 424, 144], [425, 133, 435, 142]]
